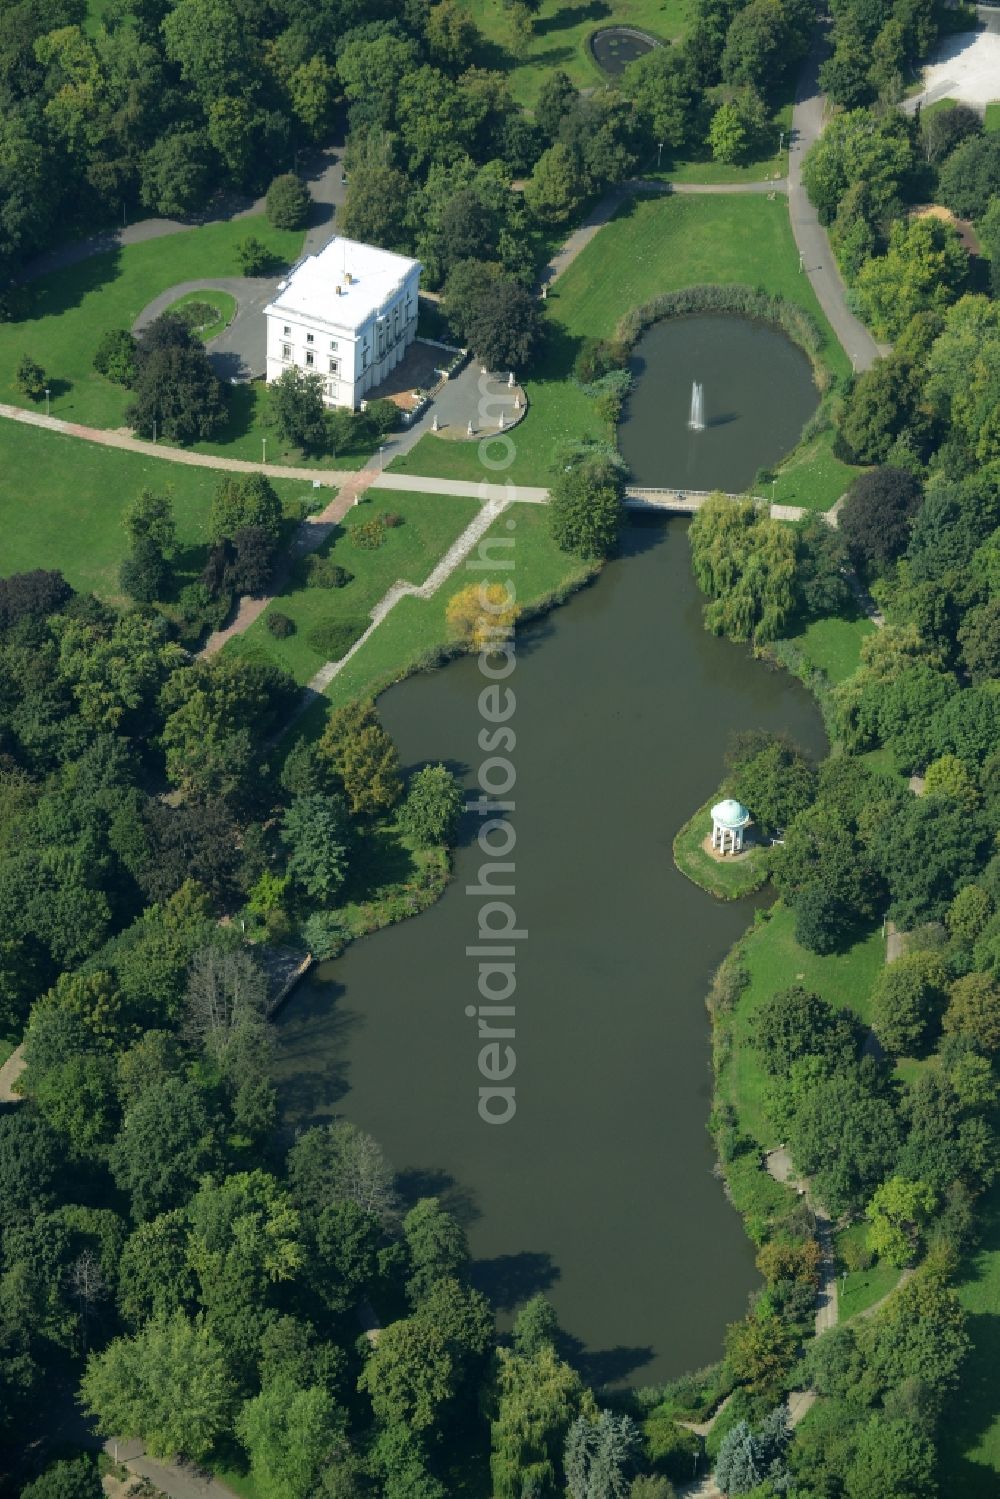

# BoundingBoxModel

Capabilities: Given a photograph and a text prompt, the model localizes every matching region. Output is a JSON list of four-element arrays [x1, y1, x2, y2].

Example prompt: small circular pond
[[618, 314, 820, 492], [590, 26, 660, 76]]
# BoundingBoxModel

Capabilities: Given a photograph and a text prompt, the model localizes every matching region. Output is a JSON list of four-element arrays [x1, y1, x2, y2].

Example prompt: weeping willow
[[689, 494, 798, 644]]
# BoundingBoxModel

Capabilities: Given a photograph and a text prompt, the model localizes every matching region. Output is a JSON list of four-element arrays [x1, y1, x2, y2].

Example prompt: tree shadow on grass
[[17, 245, 123, 321], [535, 0, 610, 35], [341, 824, 417, 904]]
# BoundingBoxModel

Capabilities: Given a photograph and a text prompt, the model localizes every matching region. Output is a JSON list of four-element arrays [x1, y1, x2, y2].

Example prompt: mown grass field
[[0, 420, 316, 598], [2, 219, 302, 427], [939, 1184, 1000, 1496], [324, 502, 596, 708], [833, 1223, 902, 1319], [392, 193, 852, 489], [779, 609, 874, 686], [772, 428, 861, 513], [673, 796, 771, 899], [225, 491, 481, 685], [720, 904, 885, 1146], [457, 0, 692, 110]]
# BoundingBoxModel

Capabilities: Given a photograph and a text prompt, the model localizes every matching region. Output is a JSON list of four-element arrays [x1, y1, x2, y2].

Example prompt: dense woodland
[[3, 0, 1000, 1494]]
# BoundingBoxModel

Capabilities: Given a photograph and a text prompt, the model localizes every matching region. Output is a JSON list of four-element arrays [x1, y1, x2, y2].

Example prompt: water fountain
[[688, 381, 705, 432]]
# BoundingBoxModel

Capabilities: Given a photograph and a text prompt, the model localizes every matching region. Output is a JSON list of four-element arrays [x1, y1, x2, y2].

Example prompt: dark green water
[[590, 27, 659, 76], [275, 518, 825, 1384], [618, 315, 820, 493]]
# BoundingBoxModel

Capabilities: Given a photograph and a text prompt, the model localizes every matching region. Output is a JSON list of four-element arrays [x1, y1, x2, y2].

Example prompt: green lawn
[[673, 795, 771, 899], [778, 610, 875, 686], [2, 219, 302, 429], [224, 490, 481, 685], [772, 428, 861, 513], [0, 419, 316, 598], [650, 88, 794, 184], [985, 103, 1000, 132], [938, 1184, 1000, 1496], [325, 502, 596, 707], [721, 904, 885, 1145], [164, 288, 238, 343], [392, 193, 851, 487], [833, 1225, 902, 1320], [457, 0, 693, 110]]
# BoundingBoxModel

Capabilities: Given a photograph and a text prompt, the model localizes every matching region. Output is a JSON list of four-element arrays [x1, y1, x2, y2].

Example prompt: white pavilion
[[711, 798, 751, 855]]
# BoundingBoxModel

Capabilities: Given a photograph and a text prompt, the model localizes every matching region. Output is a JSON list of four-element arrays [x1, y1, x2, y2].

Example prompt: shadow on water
[[472, 1249, 561, 1310], [396, 1165, 483, 1228]]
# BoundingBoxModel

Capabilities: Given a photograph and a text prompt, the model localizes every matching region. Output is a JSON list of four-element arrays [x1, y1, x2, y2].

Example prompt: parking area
[[906, 26, 1000, 110]]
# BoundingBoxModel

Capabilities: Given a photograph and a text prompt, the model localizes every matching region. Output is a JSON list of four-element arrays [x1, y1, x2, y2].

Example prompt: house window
[[326, 381, 336, 399], [306, 332, 315, 344], [283, 325, 290, 336], [329, 340, 338, 351], [281, 343, 292, 361], [329, 359, 339, 374], [305, 352, 314, 367]]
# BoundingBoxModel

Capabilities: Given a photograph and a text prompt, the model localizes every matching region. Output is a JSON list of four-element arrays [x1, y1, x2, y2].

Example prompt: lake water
[[618, 315, 820, 492], [274, 517, 826, 1384], [590, 27, 660, 76]]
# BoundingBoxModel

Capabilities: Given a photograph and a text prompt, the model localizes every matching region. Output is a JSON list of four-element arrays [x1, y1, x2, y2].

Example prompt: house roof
[[264, 236, 421, 336]]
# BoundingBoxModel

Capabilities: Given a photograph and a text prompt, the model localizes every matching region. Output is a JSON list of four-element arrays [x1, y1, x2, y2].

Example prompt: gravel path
[[0, 1044, 25, 1103]]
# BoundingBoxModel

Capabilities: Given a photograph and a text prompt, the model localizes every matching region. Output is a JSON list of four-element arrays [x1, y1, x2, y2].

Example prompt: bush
[[643, 1407, 702, 1482], [16, 354, 46, 400], [175, 580, 231, 641], [267, 611, 295, 638], [265, 172, 310, 230], [174, 300, 219, 333], [237, 236, 273, 276], [574, 336, 628, 385], [301, 910, 348, 960], [366, 397, 401, 436], [305, 554, 353, 588], [350, 517, 386, 550], [93, 328, 137, 385], [383, 512, 404, 529], [306, 616, 369, 659]]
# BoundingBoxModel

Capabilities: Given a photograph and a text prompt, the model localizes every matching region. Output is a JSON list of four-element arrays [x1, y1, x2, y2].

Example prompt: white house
[[264, 236, 421, 410]]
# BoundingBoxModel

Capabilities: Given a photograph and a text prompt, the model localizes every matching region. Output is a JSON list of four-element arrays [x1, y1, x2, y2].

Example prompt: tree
[[549, 455, 625, 560], [340, 165, 411, 250], [922, 101, 981, 164], [446, 581, 520, 651], [708, 102, 747, 164], [317, 699, 402, 815], [787, 1065, 901, 1214], [489, 1344, 585, 1499], [270, 366, 329, 451], [801, 108, 915, 226], [729, 742, 816, 837], [399, 765, 464, 848], [184, 943, 268, 1068], [93, 328, 137, 385], [858, 1266, 969, 1398], [865, 1175, 936, 1266], [126, 315, 225, 444], [426, 0, 479, 67], [943, 972, 1000, 1053], [959, 599, 1000, 682], [535, 70, 577, 142], [209, 472, 282, 541], [714, 1407, 790, 1495], [158, 656, 296, 801], [288, 1119, 396, 1220], [117, 1211, 195, 1327], [281, 793, 351, 900], [403, 1196, 470, 1301], [854, 215, 967, 340], [938, 132, 1000, 220], [843, 1415, 936, 1499], [109, 1074, 219, 1219], [80, 1310, 236, 1461], [688, 495, 797, 642], [16, 354, 46, 400], [839, 352, 926, 464], [139, 129, 211, 216], [237, 1377, 347, 1499], [524, 142, 583, 224], [753, 985, 859, 1077], [837, 467, 922, 576], [20, 1457, 102, 1499], [120, 537, 170, 602], [357, 1317, 455, 1431], [871, 952, 946, 1055], [513, 1294, 560, 1357], [266, 172, 310, 230], [463, 277, 541, 371]]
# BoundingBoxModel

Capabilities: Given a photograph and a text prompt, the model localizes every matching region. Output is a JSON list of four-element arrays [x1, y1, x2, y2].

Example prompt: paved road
[[788, 23, 887, 374]]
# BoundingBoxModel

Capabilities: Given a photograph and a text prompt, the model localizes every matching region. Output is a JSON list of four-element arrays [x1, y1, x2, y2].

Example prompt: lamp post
[[152, 419, 157, 443], [657, 140, 664, 169], [799, 250, 805, 273], [44, 388, 50, 418], [779, 129, 784, 153], [262, 436, 267, 464], [771, 478, 776, 507], [379, 444, 384, 472]]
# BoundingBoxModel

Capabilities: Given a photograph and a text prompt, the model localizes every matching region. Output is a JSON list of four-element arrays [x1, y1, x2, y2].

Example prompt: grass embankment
[[0, 420, 316, 597], [771, 428, 861, 514], [717, 904, 885, 1148], [322, 502, 596, 709], [225, 490, 481, 685], [3, 219, 302, 428], [986, 103, 1000, 132], [938, 1184, 1000, 1496], [163, 288, 238, 342], [391, 193, 851, 489], [673, 797, 770, 899], [457, 0, 692, 109]]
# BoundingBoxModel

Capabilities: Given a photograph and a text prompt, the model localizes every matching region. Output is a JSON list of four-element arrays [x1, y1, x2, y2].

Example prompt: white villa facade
[[264, 237, 421, 410]]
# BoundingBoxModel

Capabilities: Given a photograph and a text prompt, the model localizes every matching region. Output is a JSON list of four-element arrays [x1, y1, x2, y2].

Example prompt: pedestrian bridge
[[624, 487, 805, 521]]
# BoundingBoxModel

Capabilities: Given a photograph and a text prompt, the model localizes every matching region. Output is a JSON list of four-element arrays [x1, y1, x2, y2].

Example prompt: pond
[[274, 516, 826, 1385], [590, 26, 660, 76], [618, 314, 820, 493]]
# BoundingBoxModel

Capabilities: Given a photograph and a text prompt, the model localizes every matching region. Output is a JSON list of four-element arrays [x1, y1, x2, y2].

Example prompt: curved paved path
[[788, 22, 887, 374], [133, 276, 278, 384]]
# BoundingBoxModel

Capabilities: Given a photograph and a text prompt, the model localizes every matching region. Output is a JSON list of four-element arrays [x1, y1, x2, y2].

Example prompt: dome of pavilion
[[711, 798, 751, 830]]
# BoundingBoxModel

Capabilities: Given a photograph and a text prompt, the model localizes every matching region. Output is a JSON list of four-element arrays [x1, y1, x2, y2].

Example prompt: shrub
[[237, 236, 272, 276], [16, 354, 46, 400], [305, 555, 353, 588], [265, 172, 310, 230], [93, 328, 137, 385], [175, 300, 219, 333], [306, 616, 369, 659], [301, 910, 348, 960], [366, 397, 401, 436], [446, 582, 519, 651], [350, 517, 386, 550], [643, 1407, 701, 1482], [382, 512, 404, 528], [267, 611, 295, 638]]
